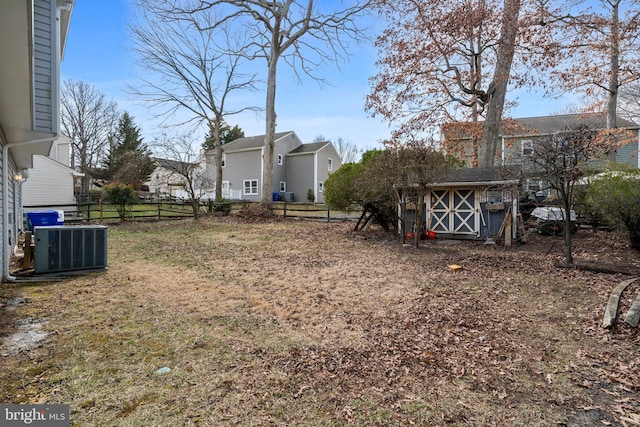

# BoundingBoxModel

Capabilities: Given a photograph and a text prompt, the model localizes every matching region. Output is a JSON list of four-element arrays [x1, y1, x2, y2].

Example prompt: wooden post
[[504, 213, 512, 247], [327, 208, 330, 222], [22, 231, 32, 269], [283, 199, 287, 218]]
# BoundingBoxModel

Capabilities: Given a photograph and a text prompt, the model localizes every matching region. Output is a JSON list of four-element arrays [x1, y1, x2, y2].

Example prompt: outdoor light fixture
[[13, 170, 28, 183]]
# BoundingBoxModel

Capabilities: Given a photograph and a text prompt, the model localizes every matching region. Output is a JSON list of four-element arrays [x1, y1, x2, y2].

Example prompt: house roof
[[287, 141, 331, 155], [443, 113, 640, 141], [154, 157, 195, 170], [508, 113, 640, 137], [223, 131, 294, 152]]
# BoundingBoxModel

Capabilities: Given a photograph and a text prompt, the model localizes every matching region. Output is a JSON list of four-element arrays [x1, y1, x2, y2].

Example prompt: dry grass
[[1, 216, 639, 426]]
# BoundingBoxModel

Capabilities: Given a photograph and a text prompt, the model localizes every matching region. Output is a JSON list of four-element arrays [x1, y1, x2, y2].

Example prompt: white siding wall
[[23, 156, 76, 210]]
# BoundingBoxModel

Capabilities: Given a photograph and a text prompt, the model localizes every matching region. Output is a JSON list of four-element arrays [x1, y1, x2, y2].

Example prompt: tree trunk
[[81, 143, 89, 196], [607, 0, 620, 161], [213, 120, 223, 200], [262, 54, 279, 205], [478, 0, 520, 167]]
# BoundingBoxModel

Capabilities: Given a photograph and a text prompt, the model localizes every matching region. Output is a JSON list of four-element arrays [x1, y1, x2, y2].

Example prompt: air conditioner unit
[[34, 225, 108, 274]]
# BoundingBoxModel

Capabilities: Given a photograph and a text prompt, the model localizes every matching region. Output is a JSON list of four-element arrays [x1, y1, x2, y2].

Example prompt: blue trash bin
[[26, 210, 64, 231]]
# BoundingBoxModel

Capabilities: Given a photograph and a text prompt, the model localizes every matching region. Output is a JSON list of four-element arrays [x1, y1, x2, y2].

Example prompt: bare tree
[[368, 0, 552, 167], [129, 6, 259, 200], [618, 78, 640, 122], [151, 0, 369, 205], [60, 79, 119, 195], [526, 125, 618, 265], [154, 132, 212, 220], [479, 0, 522, 167], [542, 0, 640, 153], [314, 135, 361, 163]]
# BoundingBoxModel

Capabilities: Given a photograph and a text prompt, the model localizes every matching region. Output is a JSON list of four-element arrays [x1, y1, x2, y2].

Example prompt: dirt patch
[[1, 217, 638, 425]]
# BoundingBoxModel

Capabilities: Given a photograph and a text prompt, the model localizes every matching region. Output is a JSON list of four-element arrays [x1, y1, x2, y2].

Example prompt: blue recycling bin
[[26, 210, 64, 231]]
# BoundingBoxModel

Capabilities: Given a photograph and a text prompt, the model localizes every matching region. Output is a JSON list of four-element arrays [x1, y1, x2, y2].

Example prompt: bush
[[210, 198, 232, 215], [585, 167, 640, 250], [103, 182, 138, 221]]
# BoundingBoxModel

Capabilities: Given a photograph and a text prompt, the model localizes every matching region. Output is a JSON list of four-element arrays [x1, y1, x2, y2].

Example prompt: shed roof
[[434, 167, 520, 186]]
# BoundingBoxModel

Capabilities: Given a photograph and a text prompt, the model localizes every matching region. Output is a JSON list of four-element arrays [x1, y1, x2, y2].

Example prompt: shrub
[[585, 167, 640, 250], [210, 198, 232, 215], [103, 182, 138, 221]]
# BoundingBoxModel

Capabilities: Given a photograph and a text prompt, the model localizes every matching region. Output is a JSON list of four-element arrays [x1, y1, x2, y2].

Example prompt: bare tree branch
[[61, 79, 119, 195], [129, 6, 261, 199]]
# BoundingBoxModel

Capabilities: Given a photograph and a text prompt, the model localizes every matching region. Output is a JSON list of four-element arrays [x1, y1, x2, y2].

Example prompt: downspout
[[3, 137, 57, 282]]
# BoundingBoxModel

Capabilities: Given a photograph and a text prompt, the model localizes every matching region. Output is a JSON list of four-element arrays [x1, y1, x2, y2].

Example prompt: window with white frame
[[243, 179, 258, 195], [328, 158, 333, 171], [280, 181, 286, 192], [277, 154, 283, 165], [521, 139, 533, 156], [318, 182, 324, 192]]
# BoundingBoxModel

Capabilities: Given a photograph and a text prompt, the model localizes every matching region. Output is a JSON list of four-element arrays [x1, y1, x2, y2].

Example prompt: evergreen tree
[[202, 124, 244, 151], [104, 112, 155, 190]]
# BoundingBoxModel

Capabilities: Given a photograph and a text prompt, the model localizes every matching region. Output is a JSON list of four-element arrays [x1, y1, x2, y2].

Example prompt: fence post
[[99, 199, 103, 222], [327, 207, 330, 222], [158, 198, 161, 220], [283, 199, 287, 218]]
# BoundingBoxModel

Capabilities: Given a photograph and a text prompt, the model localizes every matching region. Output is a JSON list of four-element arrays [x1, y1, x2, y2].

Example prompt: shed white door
[[429, 188, 478, 236]]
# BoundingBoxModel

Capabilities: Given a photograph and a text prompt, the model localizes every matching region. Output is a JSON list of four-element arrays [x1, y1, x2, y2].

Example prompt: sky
[[61, 1, 570, 154]]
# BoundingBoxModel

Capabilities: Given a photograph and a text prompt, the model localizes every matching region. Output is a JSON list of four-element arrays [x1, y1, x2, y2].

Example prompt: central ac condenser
[[34, 225, 108, 274]]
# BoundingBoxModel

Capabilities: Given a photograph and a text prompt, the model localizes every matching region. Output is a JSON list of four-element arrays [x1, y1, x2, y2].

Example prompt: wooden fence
[[23, 199, 360, 225]]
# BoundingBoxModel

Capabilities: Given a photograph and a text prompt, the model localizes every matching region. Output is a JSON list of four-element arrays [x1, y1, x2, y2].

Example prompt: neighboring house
[[215, 131, 342, 203], [443, 113, 640, 169], [401, 167, 520, 241], [286, 141, 341, 203], [0, 0, 74, 280], [23, 137, 83, 212], [145, 157, 214, 201]]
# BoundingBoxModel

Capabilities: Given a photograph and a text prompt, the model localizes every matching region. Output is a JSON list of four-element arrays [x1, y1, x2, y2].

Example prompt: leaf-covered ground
[[1, 217, 638, 426]]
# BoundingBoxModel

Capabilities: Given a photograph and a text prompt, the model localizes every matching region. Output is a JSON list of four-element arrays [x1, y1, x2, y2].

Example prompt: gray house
[[443, 113, 640, 169], [0, 0, 74, 280], [286, 141, 340, 203], [498, 114, 640, 168], [216, 131, 341, 203]]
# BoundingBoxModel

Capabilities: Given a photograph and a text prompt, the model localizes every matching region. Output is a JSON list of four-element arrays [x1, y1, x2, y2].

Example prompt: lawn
[[1, 216, 639, 426]]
